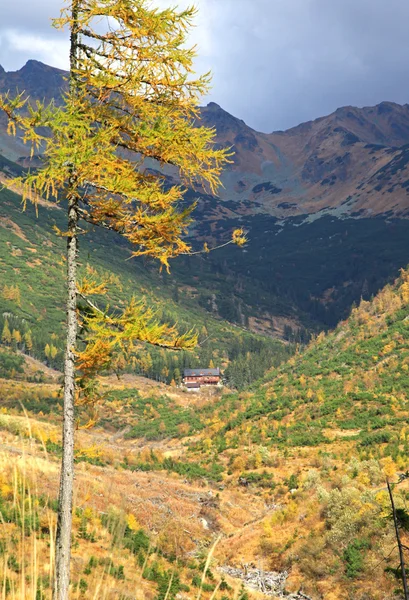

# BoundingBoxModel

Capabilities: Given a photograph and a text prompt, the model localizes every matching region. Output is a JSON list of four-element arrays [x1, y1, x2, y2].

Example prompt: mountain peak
[[0, 59, 68, 106], [376, 100, 400, 114], [206, 102, 222, 110], [21, 59, 46, 69], [0, 60, 51, 76], [20, 60, 66, 75], [200, 101, 251, 137]]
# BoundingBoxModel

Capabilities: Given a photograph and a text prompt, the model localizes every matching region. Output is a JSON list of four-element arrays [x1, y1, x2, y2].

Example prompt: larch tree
[[1, 320, 11, 345], [0, 0, 245, 597]]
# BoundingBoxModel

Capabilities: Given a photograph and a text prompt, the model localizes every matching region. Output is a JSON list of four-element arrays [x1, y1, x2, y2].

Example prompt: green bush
[[343, 538, 370, 578], [0, 350, 24, 378], [359, 431, 392, 447]]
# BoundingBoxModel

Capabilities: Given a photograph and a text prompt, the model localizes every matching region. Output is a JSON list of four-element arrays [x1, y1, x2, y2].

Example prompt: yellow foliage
[[127, 513, 140, 532], [232, 455, 246, 472], [375, 490, 391, 517], [2, 284, 21, 306], [254, 451, 263, 469], [203, 438, 212, 451], [357, 472, 370, 486], [316, 389, 325, 403], [76, 445, 103, 462], [232, 228, 247, 247], [270, 500, 298, 526], [381, 341, 396, 355], [270, 510, 285, 526], [83, 507, 94, 521], [396, 455, 408, 471], [0, 483, 13, 500], [401, 281, 409, 304], [381, 456, 397, 479]]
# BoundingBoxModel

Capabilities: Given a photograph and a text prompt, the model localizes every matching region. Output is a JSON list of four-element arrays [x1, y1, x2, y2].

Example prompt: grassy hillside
[[162, 268, 409, 599], [0, 175, 290, 387], [208, 268, 409, 453], [0, 403, 261, 600]]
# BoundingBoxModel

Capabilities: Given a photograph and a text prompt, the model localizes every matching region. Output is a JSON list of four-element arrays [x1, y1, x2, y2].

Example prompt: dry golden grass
[[0, 408, 272, 599]]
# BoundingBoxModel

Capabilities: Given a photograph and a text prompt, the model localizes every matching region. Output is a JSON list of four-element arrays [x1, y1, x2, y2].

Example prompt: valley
[[2, 268, 409, 598], [1, 56, 409, 600]]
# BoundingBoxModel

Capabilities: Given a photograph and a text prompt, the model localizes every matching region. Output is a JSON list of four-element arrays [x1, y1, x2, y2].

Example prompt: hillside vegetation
[[0, 174, 290, 388], [2, 270, 409, 598], [170, 267, 409, 599]]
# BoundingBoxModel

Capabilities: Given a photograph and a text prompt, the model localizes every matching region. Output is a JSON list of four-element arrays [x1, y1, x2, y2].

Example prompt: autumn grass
[[6, 262, 409, 600], [0, 396, 406, 599], [0, 410, 253, 600], [0, 446, 55, 599]]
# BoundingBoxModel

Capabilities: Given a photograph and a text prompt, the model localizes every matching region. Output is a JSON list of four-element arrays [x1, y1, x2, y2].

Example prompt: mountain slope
[[180, 269, 409, 598], [201, 100, 409, 220], [123, 269, 408, 599], [213, 269, 409, 449], [36, 267, 409, 599], [3, 61, 409, 220], [0, 60, 67, 104], [0, 163, 289, 384]]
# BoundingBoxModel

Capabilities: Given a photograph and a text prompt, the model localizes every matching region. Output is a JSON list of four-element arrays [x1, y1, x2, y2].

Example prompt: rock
[[218, 566, 313, 599]]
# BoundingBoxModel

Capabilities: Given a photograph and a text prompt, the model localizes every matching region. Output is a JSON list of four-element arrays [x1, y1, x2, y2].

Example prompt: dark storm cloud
[[195, 0, 409, 131], [1, 0, 409, 132]]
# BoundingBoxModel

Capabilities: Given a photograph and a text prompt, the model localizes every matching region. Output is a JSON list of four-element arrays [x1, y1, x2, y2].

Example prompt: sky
[[1, 0, 409, 132]]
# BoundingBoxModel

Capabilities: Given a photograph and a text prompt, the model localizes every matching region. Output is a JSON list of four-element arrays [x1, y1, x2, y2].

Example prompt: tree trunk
[[54, 190, 79, 600], [54, 3, 80, 598], [387, 480, 409, 600]]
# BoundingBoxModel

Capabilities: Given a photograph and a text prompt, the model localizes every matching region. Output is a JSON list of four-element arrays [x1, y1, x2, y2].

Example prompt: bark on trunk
[[53, 3, 80, 598], [387, 480, 409, 600], [54, 191, 78, 600]]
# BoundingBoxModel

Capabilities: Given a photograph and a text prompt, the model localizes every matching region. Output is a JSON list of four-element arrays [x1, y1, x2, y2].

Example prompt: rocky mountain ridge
[[200, 99, 409, 222], [2, 60, 409, 221]]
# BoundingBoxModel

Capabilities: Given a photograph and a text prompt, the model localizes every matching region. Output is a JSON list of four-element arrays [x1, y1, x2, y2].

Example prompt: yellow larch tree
[[0, 0, 245, 597]]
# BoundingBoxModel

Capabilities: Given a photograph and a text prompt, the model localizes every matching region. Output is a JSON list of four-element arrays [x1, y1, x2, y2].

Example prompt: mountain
[[2, 60, 409, 337], [182, 100, 409, 333], [0, 59, 67, 104], [200, 100, 409, 221], [3, 60, 409, 220], [0, 61, 67, 162]]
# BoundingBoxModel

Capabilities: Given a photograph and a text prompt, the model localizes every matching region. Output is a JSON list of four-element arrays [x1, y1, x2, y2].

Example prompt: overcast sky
[[1, 0, 409, 132]]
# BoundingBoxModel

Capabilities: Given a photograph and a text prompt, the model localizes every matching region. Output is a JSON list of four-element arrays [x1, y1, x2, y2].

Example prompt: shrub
[[343, 538, 370, 578], [359, 431, 392, 447]]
